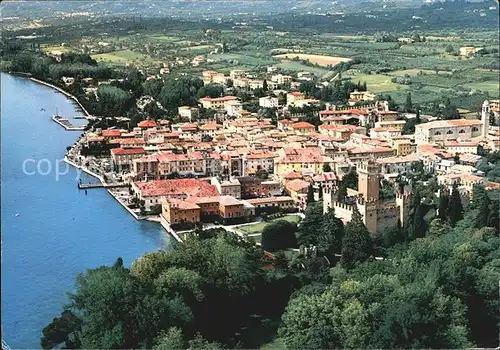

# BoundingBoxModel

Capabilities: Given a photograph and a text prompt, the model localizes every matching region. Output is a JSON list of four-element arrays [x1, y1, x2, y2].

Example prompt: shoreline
[[29, 77, 93, 118], [22, 74, 179, 239]]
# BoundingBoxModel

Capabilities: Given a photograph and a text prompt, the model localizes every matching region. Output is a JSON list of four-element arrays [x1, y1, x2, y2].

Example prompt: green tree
[[307, 184, 315, 204], [404, 92, 413, 112], [469, 184, 490, 228], [447, 183, 464, 227], [153, 327, 185, 350], [428, 218, 452, 236], [318, 207, 344, 256], [297, 202, 324, 246], [261, 220, 298, 252], [342, 169, 358, 190], [438, 191, 449, 221], [318, 184, 323, 199], [415, 108, 421, 123], [340, 207, 372, 269], [41, 311, 82, 349], [337, 182, 347, 202], [408, 204, 427, 240], [322, 163, 332, 172], [262, 79, 268, 91]]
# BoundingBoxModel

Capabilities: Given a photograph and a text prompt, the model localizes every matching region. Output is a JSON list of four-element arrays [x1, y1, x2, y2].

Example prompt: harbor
[[51, 115, 86, 131]]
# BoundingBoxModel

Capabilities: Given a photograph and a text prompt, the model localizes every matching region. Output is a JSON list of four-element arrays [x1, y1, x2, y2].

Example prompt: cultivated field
[[273, 53, 351, 67], [276, 60, 331, 78], [91, 50, 158, 65], [344, 70, 409, 93]]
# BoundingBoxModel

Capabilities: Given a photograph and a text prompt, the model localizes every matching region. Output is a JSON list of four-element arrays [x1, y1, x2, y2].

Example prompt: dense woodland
[[41, 184, 499, 349]]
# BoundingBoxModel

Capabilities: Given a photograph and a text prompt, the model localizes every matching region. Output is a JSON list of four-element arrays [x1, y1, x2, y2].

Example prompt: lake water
[[1, 73, 172, 348]]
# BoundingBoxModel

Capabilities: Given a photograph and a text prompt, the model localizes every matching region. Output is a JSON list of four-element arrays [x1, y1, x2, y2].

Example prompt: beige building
[[415, 119, 484, 145], [200, 96, 239, 110], [348, 90, 376, 105], [392, 139, 417, 156]]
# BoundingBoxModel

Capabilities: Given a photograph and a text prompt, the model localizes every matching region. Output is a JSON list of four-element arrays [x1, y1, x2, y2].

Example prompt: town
[[61, 64, 500, 245], [2, 1, 499, 348]]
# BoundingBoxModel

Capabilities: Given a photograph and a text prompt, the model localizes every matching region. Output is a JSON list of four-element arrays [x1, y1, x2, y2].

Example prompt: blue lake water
[[1, 73, 172, 348]]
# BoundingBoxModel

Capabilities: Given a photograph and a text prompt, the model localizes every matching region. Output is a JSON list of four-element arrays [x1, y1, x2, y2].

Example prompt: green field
[[344, 70, 409, 93], [235, 214, 301, 239], [461, 81, 500, 96], [182, 45, 216, 51], [41, 45, 74, 53], [276, 60, 331, 79], [146, 35, 181, 42], [91, 50, 159, 65]]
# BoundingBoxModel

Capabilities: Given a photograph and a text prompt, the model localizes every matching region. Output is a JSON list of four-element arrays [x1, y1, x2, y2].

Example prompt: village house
[[259, 96, 279, 108], [178, 106, 200, 122], [199, 96, 239, 110], [348, 90, 376, 105], [211, 177, 242, 199], [111, 147, 146, 172], [271, 74, 293, 85], [290, 121, 316, 136]]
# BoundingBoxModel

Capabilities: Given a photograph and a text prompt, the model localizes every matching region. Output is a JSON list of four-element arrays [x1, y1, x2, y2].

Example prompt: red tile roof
[[102, 129, 122, 137], [282, 171, 302, 180], [291, 121, 315, 129], [286, 179, 310, 192], [111, 147, 145, 155], [135, 179, 219, 197], [138, 120, 157, 128]]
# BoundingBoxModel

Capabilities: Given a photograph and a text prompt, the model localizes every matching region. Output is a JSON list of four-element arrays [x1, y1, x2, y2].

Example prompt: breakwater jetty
[[52, 116, 86, 130]]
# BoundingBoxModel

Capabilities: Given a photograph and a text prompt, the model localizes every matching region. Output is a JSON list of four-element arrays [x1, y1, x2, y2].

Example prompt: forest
[[41, 184, 499, 349]]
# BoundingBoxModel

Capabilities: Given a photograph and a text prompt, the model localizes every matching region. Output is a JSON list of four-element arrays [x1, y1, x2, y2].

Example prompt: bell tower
[[357, 158, 380, 201], [482, 100, 490, 138]]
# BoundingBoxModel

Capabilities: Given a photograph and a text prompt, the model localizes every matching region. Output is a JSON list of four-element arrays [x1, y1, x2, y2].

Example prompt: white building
[[259, 96, 279, 108], [225, 101, 243, 117]]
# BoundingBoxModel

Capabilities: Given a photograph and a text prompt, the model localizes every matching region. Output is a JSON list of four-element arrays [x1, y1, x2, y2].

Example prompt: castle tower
[[357, 196, 378, 233], [357, 159, 380, 201], [482, 100, 490, 138]]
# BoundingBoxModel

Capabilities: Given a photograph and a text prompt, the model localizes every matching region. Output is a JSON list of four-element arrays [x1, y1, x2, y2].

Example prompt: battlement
[[396, 193, 411, 201], [357, 159, 380, 173], [356, 195, 378, 206], [331, 201, 355, 211]]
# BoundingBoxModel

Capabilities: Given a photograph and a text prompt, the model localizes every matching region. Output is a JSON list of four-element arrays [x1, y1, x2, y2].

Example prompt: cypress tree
[[411, 205, 427, 239], [340, 207, 372, 269], [438, 191, 449, 221], [307, 184, 315, 204], [337, 183, 347, 202], [447, 183, 464, 227], [470, 184, 489, 228], [318, 207, 344, 255], [318, 184, 323, 199]]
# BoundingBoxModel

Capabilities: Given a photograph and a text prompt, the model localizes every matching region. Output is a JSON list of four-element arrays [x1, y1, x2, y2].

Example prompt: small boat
[[15, 213, 19, 217], [40, 108, 45, 111]]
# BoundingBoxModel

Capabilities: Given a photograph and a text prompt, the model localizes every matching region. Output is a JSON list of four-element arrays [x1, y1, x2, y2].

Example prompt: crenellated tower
[[357, 158, 380, 201]]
